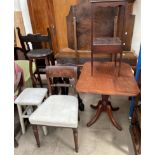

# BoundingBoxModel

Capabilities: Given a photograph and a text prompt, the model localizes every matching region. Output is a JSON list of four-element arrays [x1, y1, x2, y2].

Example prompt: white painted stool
[[14, 88, 48, 135]]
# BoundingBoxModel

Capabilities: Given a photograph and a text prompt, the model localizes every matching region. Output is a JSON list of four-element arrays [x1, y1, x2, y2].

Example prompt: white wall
[[14, 0, 33, 34], [14, 0, 21, 11], [131, 0, 141, 56]]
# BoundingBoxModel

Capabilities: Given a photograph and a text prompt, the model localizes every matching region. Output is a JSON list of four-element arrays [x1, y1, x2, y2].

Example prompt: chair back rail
[[46, 66, 77, 95], [16, 27, 53, 52]]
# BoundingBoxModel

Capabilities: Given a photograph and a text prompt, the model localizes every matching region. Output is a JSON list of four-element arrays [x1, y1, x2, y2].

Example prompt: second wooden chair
[[16, 27, 55, 87]]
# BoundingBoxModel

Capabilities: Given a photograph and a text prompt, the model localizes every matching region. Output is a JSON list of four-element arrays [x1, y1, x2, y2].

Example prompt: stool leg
[[17, 105, 25, 134], [72, 128, 78, 152]]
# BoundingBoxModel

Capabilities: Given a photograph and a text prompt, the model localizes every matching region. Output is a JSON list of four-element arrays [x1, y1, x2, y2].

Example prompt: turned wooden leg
[[87, 102, 103, 127], [107, 105, 122, 130], [107, 101, 119, 111], [29, 59, 36, 87], [114, 54, 117, 67], [72, 128, 78, 153], [35, 60, 43, 87], [87, 95, 122, 130], [32, 125, 40, 147], [118, 52, 122, 76]]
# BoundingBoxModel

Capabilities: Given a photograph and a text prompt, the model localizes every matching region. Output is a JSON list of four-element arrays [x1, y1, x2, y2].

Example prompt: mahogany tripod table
[[76, 61, 139, 130]]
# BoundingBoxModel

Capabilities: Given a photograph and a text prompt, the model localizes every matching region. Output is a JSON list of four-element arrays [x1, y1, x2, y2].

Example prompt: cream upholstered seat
[[29, 66, 79, 152], [15, 88, 47, 105], [29, 95, 78, 128], [15, 88, 48, 135]]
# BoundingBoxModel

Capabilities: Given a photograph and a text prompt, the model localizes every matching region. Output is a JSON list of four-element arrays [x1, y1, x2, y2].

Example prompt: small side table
[[91, 37, 123, 76], [90, 0, 127, 76]]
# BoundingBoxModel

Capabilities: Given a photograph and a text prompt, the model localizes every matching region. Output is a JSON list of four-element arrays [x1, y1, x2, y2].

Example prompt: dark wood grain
[[66, 6, 75, 50], [32, 125, 40, 147], [123, 14, 135, 50], [90, 0, 128, 76], [66, 0, 135, 51], [56, 48, 137, 68], [72, 128, 78, 152]]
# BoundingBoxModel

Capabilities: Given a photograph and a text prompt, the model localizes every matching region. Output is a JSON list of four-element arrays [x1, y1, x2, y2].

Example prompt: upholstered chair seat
[[29, 95, 78, 128]]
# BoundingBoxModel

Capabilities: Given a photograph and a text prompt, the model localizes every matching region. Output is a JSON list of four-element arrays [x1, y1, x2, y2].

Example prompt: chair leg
[[72, 128, 78, 152], [17, 105, 25, 134], [29, 59, 36, 87], [32, 125, 40, 147], [78, 112, 80, 121], [114, 54, 117, 67], [36, 104, 48, 136], [78, 94, 85, 111], [118, 52, 122, 76], [35, 60, 43, 88], [14, 138, 18, 148], [91, 52, 93, 76]]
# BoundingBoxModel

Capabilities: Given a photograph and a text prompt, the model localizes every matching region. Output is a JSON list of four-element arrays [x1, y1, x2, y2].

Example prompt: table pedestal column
[[87, 95, 122, 131]]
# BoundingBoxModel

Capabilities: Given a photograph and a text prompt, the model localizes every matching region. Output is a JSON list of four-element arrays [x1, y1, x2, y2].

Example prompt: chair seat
[[29, 95, 78, 128], [27, 49, 51, 58], [15, 88, 47, 105]]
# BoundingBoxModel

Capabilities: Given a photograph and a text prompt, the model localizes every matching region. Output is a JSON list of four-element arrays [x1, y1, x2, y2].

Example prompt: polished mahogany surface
[[76, 61, 139, 96]]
